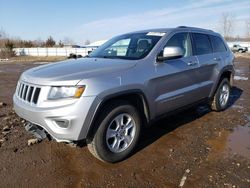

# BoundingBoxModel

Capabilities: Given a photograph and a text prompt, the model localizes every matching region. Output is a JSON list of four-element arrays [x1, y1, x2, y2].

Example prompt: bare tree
[[45, 36, 56, 47], [62, 37, 74, 45], [246, 20, 250, 39], [58, 40, 64, 47], [0, 39, 16, 58], [0, 27, 7, 39], [84, 39, 91, 45], [0, 27, 7, 48], [33, 38, 45, 47], [220, 13, 235, 40]]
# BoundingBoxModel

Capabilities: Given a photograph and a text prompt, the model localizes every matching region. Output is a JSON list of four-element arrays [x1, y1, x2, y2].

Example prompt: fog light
[[54, 120, 69, 128]]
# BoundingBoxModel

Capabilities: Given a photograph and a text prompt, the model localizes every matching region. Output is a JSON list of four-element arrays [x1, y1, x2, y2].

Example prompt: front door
[[150, 32, 201, 116]]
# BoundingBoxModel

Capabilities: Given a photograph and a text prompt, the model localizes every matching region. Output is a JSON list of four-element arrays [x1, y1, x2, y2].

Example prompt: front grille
[[16, 82, 41, 104]]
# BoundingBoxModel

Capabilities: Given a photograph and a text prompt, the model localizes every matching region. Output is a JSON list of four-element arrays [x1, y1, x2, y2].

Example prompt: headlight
[[48, 86, 85, 100]]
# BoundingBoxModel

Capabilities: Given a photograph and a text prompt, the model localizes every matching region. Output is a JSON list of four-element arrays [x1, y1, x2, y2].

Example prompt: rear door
[[210, 35, 228, 64], [152, 32, 202, 116], [191, 33, 217, 99]]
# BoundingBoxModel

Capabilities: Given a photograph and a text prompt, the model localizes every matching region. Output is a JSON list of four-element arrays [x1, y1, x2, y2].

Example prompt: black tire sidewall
[[94, 102, 141, 163]]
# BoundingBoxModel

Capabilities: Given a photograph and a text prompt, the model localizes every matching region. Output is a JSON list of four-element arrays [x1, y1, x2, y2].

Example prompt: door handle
[[213, 57, 221, 61], [187, 61, 197, 66]]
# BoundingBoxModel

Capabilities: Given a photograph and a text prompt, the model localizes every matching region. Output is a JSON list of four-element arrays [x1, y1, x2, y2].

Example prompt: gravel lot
[[0, 55, 249, 187]]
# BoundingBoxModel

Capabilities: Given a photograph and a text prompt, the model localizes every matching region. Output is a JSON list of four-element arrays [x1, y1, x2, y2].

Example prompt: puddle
[[226, 123, 250, 159], [207, 130, 229, 160], [234, 76, 249, 81], [207, 115, 250, 160]]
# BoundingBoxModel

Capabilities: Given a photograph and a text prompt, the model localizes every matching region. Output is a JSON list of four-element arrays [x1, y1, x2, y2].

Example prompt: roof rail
[[177, 26, 214, 32]]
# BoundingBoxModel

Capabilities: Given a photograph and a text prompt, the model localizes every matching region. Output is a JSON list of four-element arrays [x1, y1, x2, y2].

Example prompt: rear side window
[[210, 35, 227, 53], [192, 33, 212, 55]]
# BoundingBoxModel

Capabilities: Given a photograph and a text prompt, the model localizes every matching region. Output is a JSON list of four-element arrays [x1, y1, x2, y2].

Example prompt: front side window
[[89, 32, 164, 60], [210, 35, 227, 53], [164, 32, 192, 57], [192, 33, 212, 55]]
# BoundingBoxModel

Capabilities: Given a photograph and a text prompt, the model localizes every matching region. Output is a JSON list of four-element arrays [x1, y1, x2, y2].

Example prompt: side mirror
[[157, 47, 184, 62]]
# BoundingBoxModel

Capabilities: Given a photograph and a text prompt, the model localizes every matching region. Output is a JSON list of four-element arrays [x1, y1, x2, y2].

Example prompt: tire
[[87, 100, 141, 163], [210, 78, 231, 111], [238, 49, 243, 53]]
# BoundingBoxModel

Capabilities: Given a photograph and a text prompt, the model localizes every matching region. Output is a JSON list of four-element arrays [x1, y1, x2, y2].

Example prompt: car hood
[[21, 58, 137, 86]]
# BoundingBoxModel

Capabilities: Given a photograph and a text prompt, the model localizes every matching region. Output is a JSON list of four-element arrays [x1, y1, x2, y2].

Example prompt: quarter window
[[192, 33, 212, 55]]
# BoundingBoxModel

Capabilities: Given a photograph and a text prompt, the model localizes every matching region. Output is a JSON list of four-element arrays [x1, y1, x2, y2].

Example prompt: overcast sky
[[0, 0, 250, 44]]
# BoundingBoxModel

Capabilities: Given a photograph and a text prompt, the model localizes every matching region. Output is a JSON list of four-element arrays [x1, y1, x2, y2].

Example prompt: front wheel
[[87, 101, 141, 163], [210, 78, 231, 111]]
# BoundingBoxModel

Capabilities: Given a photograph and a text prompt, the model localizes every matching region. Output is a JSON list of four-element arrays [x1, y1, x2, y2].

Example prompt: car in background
[[231, 44, 248, 53]]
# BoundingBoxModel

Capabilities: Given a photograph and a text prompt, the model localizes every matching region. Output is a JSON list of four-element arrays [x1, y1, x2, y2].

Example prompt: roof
[[126, 26, 215, 35]]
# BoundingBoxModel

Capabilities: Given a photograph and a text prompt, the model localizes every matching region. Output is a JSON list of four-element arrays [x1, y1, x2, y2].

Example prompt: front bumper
[[13, 94, 98, 142]]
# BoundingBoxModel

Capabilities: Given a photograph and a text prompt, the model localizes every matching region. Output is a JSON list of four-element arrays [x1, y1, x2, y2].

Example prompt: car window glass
[[107, 39, 131, 56], [89, 32, 162, 60], [164, 32, 192, 57], [210, 35, 227, 52], [193, 33, 212, 55]]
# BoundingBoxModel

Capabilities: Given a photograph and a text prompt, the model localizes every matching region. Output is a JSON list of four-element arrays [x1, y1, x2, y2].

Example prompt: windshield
[[88, 32, 164, 60]]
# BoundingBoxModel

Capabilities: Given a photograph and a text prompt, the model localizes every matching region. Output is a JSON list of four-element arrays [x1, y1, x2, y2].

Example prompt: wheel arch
[[86, 89, 150, 140], [209, 65, 234, 99]]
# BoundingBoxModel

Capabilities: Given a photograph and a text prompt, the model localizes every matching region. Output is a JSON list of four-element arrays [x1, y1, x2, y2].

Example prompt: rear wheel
[[87, 100, 141, 163], [210, 78, 231, 111]]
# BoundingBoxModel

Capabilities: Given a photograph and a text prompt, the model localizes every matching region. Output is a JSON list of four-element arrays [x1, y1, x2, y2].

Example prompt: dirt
[[1, 56, 66, 63], [0, 56, 249, 188]]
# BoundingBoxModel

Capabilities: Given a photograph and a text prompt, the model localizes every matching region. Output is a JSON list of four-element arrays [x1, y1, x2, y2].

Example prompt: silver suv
[[13, 27, 234, 162]]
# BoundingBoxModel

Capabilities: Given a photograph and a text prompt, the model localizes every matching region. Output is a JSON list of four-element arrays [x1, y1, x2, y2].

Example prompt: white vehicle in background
[[230, 44, 248, 53]]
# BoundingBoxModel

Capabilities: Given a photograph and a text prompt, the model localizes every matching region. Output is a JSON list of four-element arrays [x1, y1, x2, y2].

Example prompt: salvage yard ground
[[0, 56, 66, 63], [0, 54, 249, 187]]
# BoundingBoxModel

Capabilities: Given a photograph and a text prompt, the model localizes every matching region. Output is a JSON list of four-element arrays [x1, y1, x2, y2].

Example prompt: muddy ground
[[0, 56, 249, 188]]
